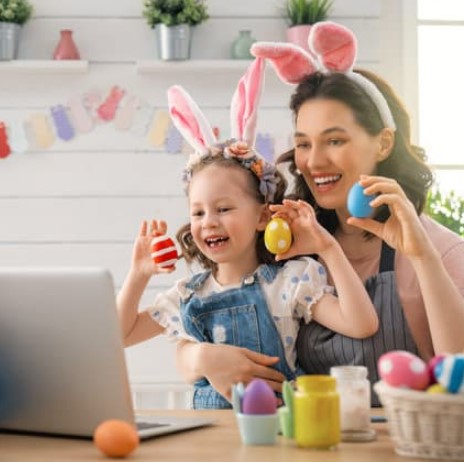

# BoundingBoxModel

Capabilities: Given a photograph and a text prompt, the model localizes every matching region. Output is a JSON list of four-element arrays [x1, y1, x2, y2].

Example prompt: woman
[[175, 30, 464, 405]]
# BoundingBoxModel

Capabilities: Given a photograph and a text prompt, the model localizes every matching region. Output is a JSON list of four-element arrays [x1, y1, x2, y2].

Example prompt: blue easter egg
[[347, 182, 376, 218], [434, 354, 464, 393]]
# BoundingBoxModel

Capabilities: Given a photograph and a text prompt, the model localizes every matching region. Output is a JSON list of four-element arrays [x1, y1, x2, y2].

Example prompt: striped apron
[[295, 242, 419, 406]]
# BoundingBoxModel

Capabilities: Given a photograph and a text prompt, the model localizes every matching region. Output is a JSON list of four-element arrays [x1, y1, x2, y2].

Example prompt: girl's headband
[[250, 21, 396, 131], [167, 58, 280, 203]]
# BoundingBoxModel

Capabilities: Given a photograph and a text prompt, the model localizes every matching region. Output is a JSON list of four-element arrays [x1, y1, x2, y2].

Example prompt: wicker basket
[[374, 381, 464, 460]]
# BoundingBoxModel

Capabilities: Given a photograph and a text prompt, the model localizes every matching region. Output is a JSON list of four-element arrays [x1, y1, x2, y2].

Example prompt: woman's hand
[[176, 342, 285, 402], [269, 199, 337, 260], [130, 219, 176, 277], [347, 175, 432, 259]]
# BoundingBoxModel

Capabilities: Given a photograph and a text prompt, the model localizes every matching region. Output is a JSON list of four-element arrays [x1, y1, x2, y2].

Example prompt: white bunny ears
[[167, 58, 280, 202], [251, 21, 396, 130], [167, 57, 265, 156]]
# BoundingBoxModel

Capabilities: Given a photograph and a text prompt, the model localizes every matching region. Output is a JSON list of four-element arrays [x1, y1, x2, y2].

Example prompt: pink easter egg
[[241, 379, 277, 415], [151, 235, 178, 269], [427, 354, 446, 384], [378, 350, 430, 390]]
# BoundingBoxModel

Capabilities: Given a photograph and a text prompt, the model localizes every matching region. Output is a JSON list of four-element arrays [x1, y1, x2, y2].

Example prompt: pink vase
[[53, 30, 80, 60], [286, 25, 312, 53]]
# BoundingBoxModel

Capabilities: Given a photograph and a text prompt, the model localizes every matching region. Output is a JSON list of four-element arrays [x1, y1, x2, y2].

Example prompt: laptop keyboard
[[136, 421, 170, 430]]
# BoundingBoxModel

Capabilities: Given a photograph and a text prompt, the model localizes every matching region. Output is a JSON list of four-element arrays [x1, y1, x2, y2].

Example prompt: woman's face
[[294, 98, 384, 213]]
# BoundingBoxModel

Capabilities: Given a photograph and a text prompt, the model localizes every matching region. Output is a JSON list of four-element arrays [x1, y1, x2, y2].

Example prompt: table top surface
[[0, 409, 426, 461]]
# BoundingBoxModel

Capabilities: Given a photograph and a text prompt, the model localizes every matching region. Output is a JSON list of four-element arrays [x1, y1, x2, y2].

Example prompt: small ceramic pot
[[236, 413, 279, 445]]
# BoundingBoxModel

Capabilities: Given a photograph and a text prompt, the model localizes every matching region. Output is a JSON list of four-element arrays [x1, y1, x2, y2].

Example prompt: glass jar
[[330, 366, 376, 442], [230, 30, 256, 59], [293, 375, 340, 449]]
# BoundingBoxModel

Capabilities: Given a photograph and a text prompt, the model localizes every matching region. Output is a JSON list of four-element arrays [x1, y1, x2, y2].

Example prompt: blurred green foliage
[[425, 187, 464, 236]]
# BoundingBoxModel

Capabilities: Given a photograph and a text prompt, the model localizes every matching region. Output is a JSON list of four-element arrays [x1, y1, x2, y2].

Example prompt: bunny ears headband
[[251, 21, 396, 131], [167, 57, 280, 203]]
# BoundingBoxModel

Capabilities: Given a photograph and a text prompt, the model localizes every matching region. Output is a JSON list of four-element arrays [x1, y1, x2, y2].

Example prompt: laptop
[[0, 267, 213, 439]]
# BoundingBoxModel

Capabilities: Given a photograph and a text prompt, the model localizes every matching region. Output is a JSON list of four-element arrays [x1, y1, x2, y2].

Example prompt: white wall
[[0, 0, 410, 407]]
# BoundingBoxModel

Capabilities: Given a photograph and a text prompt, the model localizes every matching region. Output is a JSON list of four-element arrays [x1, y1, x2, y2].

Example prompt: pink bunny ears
[[167, 57, 265, 155], [167, 58, 280, 203], [251, 21, 396, 131]]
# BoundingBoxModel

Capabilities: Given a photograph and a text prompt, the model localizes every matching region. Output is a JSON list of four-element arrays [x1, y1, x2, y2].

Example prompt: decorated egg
[[426, 383, 447, 394], [378, 350, 430, 390], [241, 379, 277, 415], [151, 235, 178, 269], [264, 218, 292, 254], [434, 354, 464, 393], [427, 354, 446, 384], [347, 182, 376, 218]]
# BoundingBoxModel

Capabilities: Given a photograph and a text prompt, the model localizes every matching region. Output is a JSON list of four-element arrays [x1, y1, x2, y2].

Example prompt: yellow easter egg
[[264, 218, 292, 254], [426, 383, 447, 394]]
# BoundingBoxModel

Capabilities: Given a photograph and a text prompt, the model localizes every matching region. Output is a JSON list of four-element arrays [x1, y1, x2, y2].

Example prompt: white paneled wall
[[0, 0, 407, 408]]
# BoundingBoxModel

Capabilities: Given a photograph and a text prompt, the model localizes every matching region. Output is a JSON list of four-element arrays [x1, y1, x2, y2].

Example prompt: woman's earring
[[295, 168, 301, 175]]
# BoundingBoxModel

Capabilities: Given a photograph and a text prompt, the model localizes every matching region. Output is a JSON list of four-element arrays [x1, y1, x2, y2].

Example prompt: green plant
[[143, 0, 209, 28], [284, 0, 333, 26], [0, 0, 33, 25], [425, 186, 464, 237]]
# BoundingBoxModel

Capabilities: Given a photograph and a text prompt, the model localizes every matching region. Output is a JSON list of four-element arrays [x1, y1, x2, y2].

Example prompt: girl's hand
[[131, 219, 176, 277], [269, 199, 336, 260], [347, 175, 432, 259]]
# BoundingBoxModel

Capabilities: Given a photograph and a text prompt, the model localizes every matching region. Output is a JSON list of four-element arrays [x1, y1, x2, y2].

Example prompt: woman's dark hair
[[278, 69, 434, 235], [176, 154, 287, 272]]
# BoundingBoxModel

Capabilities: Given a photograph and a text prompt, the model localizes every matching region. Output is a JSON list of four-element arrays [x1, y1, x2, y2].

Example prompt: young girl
[[117, 58, 378, 409]]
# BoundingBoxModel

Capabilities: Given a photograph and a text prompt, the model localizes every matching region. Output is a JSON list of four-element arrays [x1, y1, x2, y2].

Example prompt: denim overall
[[296, 242, 419, 406], [180, 264, 296, 409]]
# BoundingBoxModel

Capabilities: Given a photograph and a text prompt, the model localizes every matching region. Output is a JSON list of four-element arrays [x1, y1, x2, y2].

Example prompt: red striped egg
[[151, 236, 178, 269]]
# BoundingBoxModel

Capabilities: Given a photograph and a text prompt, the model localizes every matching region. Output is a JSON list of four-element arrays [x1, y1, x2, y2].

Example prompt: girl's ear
[[256, 205, 271, 231], [377, 128, 395, 161]]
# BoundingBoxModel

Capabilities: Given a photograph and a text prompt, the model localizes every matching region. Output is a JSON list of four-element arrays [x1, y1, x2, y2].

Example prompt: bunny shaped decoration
[[166, 58, 279, 203]]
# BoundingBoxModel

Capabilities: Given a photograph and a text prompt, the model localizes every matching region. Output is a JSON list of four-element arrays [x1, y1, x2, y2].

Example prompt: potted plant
[[142, 0, 209, 61], [283, 0, 333, 52], [0, 0, 33, 60]]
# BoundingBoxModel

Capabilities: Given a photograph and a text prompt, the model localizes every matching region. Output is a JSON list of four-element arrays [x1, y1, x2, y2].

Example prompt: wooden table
[[0, 409, 426, 461]]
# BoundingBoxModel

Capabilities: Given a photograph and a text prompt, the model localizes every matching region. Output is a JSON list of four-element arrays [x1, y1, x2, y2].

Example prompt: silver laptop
[[0, 267, 213, 439]]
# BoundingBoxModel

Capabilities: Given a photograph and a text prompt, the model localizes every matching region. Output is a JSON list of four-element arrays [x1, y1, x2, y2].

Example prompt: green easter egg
[[264, 218, 292, 254]]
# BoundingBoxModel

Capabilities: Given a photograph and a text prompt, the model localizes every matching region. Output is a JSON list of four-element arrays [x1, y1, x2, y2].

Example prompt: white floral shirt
[[148, 257, 334, 372]]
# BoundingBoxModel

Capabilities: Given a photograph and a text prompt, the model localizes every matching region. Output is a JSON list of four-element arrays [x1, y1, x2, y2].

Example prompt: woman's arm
[[349, 175, 464, 353], [175, 340, 285, 401]]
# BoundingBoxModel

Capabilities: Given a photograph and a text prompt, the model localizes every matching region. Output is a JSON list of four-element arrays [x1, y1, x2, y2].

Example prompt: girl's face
[[294, 98, 386, 214], [188, 164, 267, 277]]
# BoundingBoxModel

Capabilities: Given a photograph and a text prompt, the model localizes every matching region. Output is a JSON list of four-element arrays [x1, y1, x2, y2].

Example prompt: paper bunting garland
[[50, 105, 75, 141], [0, 122, 11, 159], [0, 85, 283, 162]]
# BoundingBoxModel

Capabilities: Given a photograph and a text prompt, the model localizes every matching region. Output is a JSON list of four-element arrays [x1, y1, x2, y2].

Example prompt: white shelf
[[136, 59, 254, 74], [0, 60, 89, 74]]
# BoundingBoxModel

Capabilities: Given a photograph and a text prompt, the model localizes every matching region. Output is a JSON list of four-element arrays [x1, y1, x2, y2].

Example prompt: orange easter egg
[[93, 419, 139, 458]]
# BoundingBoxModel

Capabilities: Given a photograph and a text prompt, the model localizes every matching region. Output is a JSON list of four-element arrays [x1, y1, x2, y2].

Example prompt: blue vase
[[231, 30, 256, 60]]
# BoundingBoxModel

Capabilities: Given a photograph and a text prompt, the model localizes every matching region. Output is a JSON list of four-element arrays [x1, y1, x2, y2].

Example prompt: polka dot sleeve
[[283, 257, 334, 323], [147, 280, 198, 343]]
